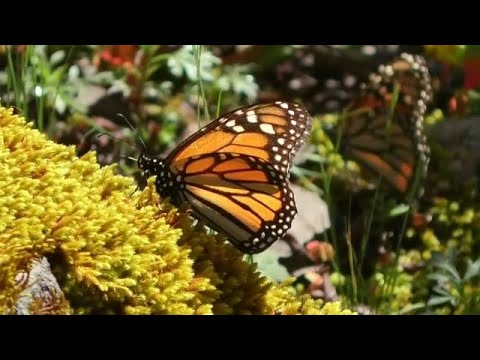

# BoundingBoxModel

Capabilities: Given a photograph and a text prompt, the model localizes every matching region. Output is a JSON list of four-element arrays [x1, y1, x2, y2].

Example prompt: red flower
[[97, 45, 139, 69]]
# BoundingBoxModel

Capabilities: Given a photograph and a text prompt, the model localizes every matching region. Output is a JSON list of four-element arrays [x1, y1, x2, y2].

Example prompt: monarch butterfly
[[138, 101, 313, 254], [339, 53, 433, 195]]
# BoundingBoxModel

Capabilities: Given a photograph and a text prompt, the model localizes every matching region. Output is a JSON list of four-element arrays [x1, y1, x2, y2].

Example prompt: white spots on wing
[[277, 138, 286, 145], [247, 114, 258, 123], [176, 175, 182, 182], [282, 149, 288, 155], [272, 146, 278, 152], [235, 110, 244, 115], [219, 117, 227, 123], [289, 129, 295, 135], [288, 110, 294, 115], [280, 103, 289, 109], [219, 153, 227, 160], [226, 120, 236, 127], [287, 144, 293, 149], [291, 120, 297, 126], [275, 101, 282, 104], [233, 125, 245, 133], [299, 114, 305, 118], [274, 154, 282, 162], [260, 123, 275, 134], [282, 160, 288, 165]]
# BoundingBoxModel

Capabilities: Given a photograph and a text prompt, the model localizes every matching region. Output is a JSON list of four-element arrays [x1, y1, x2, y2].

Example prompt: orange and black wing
[[166, 101, 312, 176], [175, 152, 297, 254], [340, 53, 432, 194]]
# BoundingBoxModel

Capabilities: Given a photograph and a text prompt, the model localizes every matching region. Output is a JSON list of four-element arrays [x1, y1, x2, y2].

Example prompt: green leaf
[[464, 259, 480, 281], [398, 302, 426, 315], [388, 203, 410, 217], [50, 50, 66, 66], [427, 273, 450, 284], [430, 251, 448, 266], [0, 71, 7, 85], [215, 64, 258, 102], [427, 296, 453, 307], [432, 286, 453, 298], [167, 46, 220, 82], [435, 262, 462, 284], [145, 54, 170, 79]]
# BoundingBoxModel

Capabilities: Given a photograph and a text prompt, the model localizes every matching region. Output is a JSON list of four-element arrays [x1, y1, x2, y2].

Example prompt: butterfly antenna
[[116, 113, 148, 151], [96, 132, 140, 150], [119, 154, 140, 162]]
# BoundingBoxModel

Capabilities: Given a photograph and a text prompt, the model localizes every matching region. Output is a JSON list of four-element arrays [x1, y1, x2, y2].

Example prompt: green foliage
[[426, 251, 480, 314]]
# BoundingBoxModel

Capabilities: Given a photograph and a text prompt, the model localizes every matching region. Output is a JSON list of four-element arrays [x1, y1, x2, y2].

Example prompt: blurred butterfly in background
[[139, 101, 313, 254], [330, 53, 434, 276], [338, 53, 433, 196]]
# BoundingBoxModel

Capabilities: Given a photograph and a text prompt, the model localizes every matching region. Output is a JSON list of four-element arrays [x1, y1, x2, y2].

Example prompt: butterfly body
[[139, 101, 313, 254]]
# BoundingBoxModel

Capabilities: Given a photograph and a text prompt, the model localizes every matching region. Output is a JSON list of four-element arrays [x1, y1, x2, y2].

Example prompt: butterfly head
[[138, 153, 175, 198], [138, 152, 159, 178]]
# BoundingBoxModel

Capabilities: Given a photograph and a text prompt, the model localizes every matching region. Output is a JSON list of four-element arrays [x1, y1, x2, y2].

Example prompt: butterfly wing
[[340, 53, 432, 194], [141, 101, 313, 253], [175, 152, 296, 254], [166, 101, 312, 175]]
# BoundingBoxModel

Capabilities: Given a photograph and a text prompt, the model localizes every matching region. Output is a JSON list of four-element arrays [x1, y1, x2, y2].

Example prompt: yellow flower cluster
[[0, 107, 354, 315]]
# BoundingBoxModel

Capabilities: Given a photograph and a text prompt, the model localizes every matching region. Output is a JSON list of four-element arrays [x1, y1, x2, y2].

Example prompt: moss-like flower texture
[[0, 107, 354, 315]]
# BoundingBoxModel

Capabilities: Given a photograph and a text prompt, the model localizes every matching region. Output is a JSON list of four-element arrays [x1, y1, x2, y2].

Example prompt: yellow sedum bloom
[[0, 107, 354, 315]]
